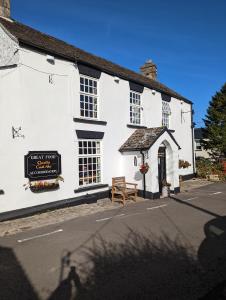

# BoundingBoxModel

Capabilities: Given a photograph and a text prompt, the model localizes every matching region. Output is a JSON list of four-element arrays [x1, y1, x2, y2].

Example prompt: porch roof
[[119, 127, 181, 152]]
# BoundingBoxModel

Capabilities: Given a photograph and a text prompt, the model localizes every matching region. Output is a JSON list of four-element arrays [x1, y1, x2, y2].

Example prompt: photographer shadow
[[48, 266, 82, 300], [198, 216, 226, 299]]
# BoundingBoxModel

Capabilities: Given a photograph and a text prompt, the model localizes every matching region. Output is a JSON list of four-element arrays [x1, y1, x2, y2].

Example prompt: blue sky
[[12, 0, 226, 127]]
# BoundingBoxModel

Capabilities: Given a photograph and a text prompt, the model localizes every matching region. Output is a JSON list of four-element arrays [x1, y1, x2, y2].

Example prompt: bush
[[196, 158, 225, 180]]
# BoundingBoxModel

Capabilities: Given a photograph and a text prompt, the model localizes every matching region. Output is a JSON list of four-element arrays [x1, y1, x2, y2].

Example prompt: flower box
[[30, 182, 59, 193]]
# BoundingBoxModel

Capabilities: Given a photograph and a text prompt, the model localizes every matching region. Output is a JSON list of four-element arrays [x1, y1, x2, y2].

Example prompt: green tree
[[202, 83, 226, 159]]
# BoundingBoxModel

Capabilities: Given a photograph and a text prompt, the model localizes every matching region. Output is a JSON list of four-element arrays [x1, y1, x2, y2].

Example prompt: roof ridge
[[0, 17, 192, 104]]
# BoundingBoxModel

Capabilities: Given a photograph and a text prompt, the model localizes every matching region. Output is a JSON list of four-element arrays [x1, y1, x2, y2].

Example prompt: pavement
[[0, 178, 213, 237], [0, 180, 226, 300], [180, 177, 214, 192]]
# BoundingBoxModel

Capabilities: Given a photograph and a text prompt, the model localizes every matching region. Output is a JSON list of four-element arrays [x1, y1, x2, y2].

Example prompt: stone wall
[[0, 0, 10, 18]]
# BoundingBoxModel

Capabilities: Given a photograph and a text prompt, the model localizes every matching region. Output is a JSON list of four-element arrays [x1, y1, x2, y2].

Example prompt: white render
[[0, 27, 194, 214]]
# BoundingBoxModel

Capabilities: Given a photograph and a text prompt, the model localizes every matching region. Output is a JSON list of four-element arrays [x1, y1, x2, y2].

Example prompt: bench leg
[[112, 191, 114, 203], [122, 194, 126, 206], [134, 192, 137, 202]]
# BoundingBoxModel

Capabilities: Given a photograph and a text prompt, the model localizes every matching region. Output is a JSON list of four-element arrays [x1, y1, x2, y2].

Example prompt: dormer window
[[162, 101, 171, 128], [80, 75, 98, 119], [130, 91, 141, 125]]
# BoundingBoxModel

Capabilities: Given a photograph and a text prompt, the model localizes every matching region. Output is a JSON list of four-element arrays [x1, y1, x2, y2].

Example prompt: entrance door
[[158, 147, 166, 193]]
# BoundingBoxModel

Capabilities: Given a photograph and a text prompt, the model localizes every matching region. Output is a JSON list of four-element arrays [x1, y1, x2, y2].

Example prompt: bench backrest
[[112, 176, 126, 188]]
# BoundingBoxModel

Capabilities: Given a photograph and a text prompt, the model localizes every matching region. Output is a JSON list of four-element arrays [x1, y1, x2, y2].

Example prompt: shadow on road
[[198, 216, 226, 299], [169, 195, 220, 218], [0, 245, 39, 300], [1, 194, 225, 299], [48, 266, 82, 300], [49, 225, 226, 300]]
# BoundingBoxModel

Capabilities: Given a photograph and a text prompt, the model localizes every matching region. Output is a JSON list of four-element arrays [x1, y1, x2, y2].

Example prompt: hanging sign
[[24, 151, 61, 180]]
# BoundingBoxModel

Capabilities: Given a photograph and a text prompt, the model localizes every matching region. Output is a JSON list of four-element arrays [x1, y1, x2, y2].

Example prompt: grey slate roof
[[119, 127, 180, 152], [0, 17, 192, 104]]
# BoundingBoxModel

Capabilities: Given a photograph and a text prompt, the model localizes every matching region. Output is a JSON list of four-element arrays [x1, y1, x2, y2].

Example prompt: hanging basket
[[140, 163, 149, 174]]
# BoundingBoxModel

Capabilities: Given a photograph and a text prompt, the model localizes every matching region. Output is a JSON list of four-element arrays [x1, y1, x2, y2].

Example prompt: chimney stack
[[0, 0, 10, 18], [140, 59, 157, 80]]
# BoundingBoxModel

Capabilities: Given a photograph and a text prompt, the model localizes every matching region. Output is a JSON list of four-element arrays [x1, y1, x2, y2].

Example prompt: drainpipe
[[191, 105, 196, 175], [140, 150, 146, 198]]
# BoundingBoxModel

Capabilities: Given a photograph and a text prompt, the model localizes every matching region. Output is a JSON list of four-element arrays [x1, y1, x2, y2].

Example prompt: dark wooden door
[[158, 147, 166, 193]]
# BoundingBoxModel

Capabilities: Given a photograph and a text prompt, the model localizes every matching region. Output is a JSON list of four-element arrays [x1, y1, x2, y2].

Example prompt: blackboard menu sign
[[24, 151, 61, 180]]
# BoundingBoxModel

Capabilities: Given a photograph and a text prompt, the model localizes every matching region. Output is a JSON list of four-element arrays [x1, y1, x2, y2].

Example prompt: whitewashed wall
[[0, 29, 194, 213]]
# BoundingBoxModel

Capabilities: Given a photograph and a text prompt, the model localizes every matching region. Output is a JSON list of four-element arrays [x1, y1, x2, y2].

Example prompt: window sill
[[73, 118, 107, 126], [127, 124, 147, 129], [74, 184, 109, 193]]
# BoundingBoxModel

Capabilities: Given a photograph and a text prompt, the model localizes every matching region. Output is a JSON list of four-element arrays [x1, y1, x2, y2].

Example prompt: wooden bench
[[112, 177, 138, 206]]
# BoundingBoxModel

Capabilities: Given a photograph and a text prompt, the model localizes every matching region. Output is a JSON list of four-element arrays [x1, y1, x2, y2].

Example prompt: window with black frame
[[78, 140, 101, 186]]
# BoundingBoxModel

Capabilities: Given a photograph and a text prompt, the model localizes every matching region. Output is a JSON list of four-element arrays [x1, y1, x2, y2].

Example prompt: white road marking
[[96, 217, 111, 222], [210, 192, 222, 195], [98, 205, 169, 220], [96, 214, 126, 222], [147, 204, 167, 210], [184, 197, 198, 202], [120, 212, 146, 218], [17, 229, 63, 243], [49, 267, 58, 273]]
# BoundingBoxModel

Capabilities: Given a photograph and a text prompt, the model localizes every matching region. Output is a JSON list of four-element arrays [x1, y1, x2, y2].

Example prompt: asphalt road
[[0, 182, 226, 300]]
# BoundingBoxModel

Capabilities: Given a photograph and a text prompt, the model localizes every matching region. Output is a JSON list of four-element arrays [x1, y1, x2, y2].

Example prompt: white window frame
[[162, 101, 171, 128], [130, 91, 142, 125], [80, 75, 99, 119], [195, 139, 202, 151], [78, 140, 101, 187]]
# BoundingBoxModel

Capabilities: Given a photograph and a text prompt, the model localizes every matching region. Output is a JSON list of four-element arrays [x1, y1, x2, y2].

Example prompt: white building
[[194, 128, 211, 159], [0, 2, 195, 220]]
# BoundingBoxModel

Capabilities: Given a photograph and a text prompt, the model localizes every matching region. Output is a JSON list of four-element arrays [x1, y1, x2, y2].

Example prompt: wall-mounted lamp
[[46, 55, 55, 64], [134, 156, 137, 166], [114, 76, 120, 83], [151, 89, 156, 95], [12, 126, 25, 139]]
